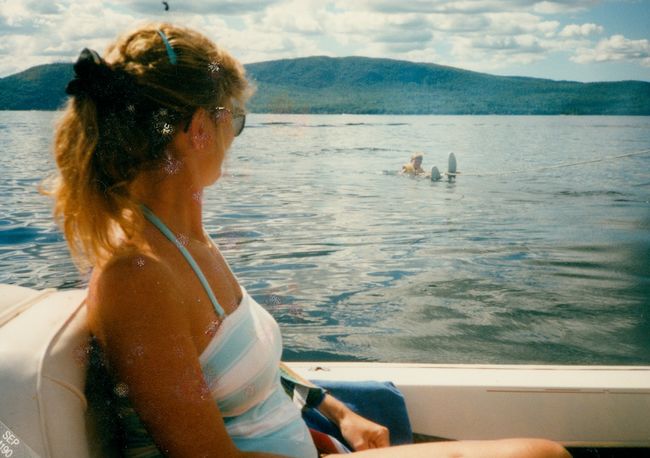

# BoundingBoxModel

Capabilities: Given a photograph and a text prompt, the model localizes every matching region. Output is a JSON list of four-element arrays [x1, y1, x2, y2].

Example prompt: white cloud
[[0, 34, 65, 76], [485, 12, 559, 36], [288, 9, 437, 54], [428, 14, 491, 32], [112, 0, 281, 15], [474, 35, 545, 53], [533, 0, 597, 14], [572, 34, 650, 67], [559, 23, 603, 38], [450, 33, 549, 72], [1, 0, 55, 33], [361, 0, 597, 15], [258, 0, 325, 34], [0, 0, 647, 81]]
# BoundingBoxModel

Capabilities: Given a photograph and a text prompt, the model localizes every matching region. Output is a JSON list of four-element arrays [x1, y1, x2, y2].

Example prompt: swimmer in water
[[400, 152, 426, 176]]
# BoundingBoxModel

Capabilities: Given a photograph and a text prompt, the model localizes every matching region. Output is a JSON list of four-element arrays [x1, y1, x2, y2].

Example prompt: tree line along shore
[[1, 56, 649, 114]]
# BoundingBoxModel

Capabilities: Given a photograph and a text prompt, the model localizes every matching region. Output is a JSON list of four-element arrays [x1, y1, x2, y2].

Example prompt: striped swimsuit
[[108, 207, 317, 457]]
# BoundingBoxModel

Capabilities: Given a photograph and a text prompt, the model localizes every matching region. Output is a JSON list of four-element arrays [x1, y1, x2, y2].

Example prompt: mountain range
[[1, 56, 648, 114]]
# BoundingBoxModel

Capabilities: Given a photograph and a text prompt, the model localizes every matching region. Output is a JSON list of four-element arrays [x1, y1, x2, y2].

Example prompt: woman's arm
[[91, 255, 286, 458], [278, 363, 389, 451], [317, 395, 389, 451]]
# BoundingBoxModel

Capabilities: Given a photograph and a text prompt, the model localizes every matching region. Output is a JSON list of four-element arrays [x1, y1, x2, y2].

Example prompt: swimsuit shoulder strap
[[141, 205, 226, 317]]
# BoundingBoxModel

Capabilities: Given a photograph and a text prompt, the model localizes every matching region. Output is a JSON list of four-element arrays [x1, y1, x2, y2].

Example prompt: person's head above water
[[49, 23, 251, 267], [410, 152, 423, 168]]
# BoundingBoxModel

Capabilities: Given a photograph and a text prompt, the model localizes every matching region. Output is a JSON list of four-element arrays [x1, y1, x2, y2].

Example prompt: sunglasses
[[213, 106, 246, 137], [182, 105, 246, 137]]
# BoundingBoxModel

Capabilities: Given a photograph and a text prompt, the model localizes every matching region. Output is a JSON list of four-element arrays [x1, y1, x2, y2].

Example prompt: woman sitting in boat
[[50, 22, 570, 458]]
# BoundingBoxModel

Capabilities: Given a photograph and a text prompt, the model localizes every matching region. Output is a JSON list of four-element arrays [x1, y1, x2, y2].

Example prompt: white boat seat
[[0, 284, 119, 457]]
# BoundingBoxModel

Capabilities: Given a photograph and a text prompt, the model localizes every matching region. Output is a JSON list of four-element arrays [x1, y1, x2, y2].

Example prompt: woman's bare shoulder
[[87, 250, 188, 344]]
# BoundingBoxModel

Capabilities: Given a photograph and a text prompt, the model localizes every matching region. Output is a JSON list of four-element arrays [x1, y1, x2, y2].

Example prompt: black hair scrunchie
[[65, 48, 139, 110]]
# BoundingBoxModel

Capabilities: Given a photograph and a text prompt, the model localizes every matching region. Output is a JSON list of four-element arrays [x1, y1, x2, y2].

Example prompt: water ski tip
[[448, 153, 457, 174], [447, 152, 458, 181], [430, 166, 442, 181]]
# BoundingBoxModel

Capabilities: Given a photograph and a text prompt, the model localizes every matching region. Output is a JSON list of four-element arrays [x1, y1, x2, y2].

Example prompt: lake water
[[1, 112, 649, 365]]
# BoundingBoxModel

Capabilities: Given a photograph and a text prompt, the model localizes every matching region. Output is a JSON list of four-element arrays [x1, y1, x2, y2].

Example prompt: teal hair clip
[[157, 30, 177, 65]]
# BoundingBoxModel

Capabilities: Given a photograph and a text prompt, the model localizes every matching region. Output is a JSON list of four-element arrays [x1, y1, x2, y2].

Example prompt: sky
[[1, 0, 649, 82]]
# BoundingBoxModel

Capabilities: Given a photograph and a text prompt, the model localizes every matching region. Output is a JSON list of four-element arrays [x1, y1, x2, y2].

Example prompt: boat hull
[[289, 361, 650, 447]]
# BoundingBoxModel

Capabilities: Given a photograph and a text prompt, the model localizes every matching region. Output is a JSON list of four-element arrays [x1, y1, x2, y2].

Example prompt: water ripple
[[2, 112, 650, 365]]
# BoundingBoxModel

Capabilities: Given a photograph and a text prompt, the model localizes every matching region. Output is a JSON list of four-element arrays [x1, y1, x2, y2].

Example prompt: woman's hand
[[338, 408, 390, 451], [317, 394, 389, 451]]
